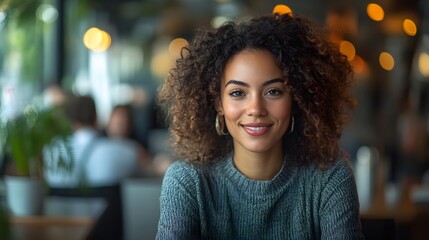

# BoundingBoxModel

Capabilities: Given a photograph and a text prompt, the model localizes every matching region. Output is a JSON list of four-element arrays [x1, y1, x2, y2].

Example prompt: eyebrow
[[224, 78, 284, 88]]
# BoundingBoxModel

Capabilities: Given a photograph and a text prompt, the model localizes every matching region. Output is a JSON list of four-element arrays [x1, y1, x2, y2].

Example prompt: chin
[[243, 144, 275, 154]]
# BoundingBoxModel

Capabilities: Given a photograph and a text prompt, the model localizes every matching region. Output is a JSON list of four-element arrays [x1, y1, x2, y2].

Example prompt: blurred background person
[[43, 83, 68, 107], [105, 105, 135, 139], [44, 95, 140, 187], [44, 95, 141, 239], [103, 104, 150, 169]]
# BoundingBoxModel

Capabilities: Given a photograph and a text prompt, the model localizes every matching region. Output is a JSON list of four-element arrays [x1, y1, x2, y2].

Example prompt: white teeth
[[246, 126, 267, 131]]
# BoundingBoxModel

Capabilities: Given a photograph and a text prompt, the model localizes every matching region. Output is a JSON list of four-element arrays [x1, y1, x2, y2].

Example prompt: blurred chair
[[122, 178, 162, 240], [361, 218, 397, 240], [49, 185, 123, 240]]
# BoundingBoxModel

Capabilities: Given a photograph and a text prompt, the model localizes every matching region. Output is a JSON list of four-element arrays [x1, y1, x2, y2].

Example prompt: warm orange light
[[418, 52, 429, 77], [339, 40, 356, 61], [83, 27, 111, 52], [367, 3, 384, 22], [351, 55, 367, 75], [403, 19, 417, 36], [273, 4, 292, 15], [168, 38, 189, 60], [93, 30, 111, 52], [151, 50, 172, 79], [379, 52, 394, 71], [83, 28, 103, 49]]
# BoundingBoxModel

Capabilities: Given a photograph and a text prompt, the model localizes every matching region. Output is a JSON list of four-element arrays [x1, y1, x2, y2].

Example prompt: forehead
[[222, 49, 282, 83]]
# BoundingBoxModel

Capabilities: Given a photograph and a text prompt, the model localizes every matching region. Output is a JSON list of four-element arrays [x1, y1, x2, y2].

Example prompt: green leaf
[[2, 105, 74, 177]]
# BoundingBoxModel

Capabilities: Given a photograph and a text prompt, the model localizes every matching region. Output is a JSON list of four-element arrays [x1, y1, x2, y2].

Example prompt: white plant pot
[[4, 176, 45, 216]]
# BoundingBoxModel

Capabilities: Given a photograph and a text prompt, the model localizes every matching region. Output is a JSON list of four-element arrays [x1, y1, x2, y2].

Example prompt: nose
[[246, 95, 267, 117]]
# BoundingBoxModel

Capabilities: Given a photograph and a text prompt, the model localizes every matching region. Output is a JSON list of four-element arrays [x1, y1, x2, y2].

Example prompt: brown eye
[[230, 90, 245, 98], [265, 89, 282, 97]]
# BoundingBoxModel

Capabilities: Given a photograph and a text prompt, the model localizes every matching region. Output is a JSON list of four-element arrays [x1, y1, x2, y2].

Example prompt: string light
[[83, 27, 111, 52], [273, 4, 292, 15], [339, 40, 356, 61], [403, 19, 417, 36], [351, 55, 367, 76], [379, 52, 394, 71], [367, 3, 384, 22], [418, 52, 429, 77], [169, 38, 189, 60]]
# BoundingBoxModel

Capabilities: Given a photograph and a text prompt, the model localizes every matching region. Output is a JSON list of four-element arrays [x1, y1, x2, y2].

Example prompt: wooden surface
[[8, 197, 106, 240], [10, 216, 93, 240], [360, 179, 429, 239], [360, 179, 429, 221]]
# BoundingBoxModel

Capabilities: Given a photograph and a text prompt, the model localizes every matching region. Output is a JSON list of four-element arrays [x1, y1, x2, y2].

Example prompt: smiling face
[[218, 49, 293, 156]]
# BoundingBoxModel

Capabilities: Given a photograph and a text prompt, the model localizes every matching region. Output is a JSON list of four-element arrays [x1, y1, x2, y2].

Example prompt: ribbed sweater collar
[[220, 154, 298, 197]]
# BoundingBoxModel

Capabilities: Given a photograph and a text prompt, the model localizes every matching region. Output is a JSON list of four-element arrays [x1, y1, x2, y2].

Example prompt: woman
[[156, 13, 364, 239], [104, 104, 150, 168], [105, 104, 135, 140]]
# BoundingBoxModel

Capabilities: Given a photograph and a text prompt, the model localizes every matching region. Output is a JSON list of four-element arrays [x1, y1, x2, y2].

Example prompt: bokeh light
[[94, 30, 111, 52], [83, 27, 111, 52], [403, 19, 417, 36], [211, 16, 230, 29], [0, 12, 6, 24], [273, 4, 292, 15], [36, 4, 58, 23], [151, 50, 172, 79], [367, 3, 384, 22], [351, 55, 368, 76], [418, 52, 429, 77], [339, 40, 356, 61], [168, 38, 189, 60], [83, 28, 103, 49], [379, 52, 395, 71]]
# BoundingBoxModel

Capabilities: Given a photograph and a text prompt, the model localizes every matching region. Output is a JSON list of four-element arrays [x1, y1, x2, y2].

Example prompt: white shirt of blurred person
[[107, 105, 174, 176], [44, 96, 140, 187], [105, 105, 150, 167]]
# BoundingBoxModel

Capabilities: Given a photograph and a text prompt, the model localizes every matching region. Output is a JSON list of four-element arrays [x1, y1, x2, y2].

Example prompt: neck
[[233, 143, 284, 181]]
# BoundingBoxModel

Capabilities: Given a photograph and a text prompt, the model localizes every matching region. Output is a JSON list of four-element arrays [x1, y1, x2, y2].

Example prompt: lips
[[242, 123, 272, 136]]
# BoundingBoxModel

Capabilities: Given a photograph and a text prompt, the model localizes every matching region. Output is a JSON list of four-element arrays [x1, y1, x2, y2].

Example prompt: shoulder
[[322, 155, 354, 180], [160, 161, 204, 205], [162, 160, 222, 191], [314, 155, 358, 201], [304, 152, 353, 177], [90, 137, 139, 162], [93, 137, 138, 151], [298, 154, 355, 189], [164, 160, 203, 181], [165, 159, 226, 177]]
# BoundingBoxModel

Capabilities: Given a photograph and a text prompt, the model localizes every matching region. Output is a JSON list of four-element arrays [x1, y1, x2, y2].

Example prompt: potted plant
[[0, 104, 73, 216]]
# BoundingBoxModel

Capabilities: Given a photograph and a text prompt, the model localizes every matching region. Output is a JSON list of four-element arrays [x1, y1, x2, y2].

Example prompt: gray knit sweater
[[157, 155, 364, 239]]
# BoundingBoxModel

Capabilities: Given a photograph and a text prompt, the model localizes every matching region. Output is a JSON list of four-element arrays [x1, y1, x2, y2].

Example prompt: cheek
[[222, 100, 243, 121], [270, 100, 292, 121]]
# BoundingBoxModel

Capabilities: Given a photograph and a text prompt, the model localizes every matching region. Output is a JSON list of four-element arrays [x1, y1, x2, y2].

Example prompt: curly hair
[[157, 13, 355, 167]]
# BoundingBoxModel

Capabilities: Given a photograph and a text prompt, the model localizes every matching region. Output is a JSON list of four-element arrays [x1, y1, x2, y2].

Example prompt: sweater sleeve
[[156, 161, 201, 239], [319, 158, 365, 240]]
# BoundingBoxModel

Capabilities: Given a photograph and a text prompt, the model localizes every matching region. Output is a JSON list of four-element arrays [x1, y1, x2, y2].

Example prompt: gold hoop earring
[[286, 116, 294, 135], [215, 114, 228, 136]]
